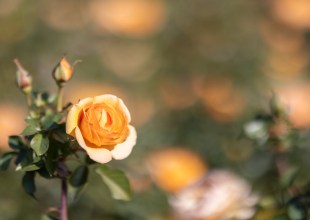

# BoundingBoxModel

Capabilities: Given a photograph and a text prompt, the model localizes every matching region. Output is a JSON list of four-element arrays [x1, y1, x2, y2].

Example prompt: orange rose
[[66, 94, 137, 163]]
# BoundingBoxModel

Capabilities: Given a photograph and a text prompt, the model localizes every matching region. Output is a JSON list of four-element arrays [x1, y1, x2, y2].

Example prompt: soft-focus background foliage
[[1, 0, 310, 219]]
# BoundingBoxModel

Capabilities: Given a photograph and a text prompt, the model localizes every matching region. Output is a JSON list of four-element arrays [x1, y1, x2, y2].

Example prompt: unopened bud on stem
[[14, 59, 32, 94], [53, 57, 74, 87]]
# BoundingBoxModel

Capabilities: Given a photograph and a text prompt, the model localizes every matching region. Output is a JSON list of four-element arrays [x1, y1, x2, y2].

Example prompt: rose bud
[[66, 94, 137, 163], [14, 59, 32, 94], [52, 57, 73, 86]]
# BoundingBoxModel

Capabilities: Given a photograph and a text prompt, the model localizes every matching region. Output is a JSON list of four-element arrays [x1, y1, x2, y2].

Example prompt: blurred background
[[1, 0, 310, 219]]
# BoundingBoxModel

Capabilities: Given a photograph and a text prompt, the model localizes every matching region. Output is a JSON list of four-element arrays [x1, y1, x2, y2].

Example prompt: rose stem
[[60, 178, 68, 220], [57, 86, 64, 112], [26, 93, 32, 107]]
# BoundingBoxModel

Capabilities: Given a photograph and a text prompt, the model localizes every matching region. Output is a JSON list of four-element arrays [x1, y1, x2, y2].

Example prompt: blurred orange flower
[[0, 103, 26, 150], [66, 94, 137, 163], [271, 0, 310, 29], [273, 81, 310, 128], [193, 75, 245, 122], [88, 0, 166, 37], [147, 147, 207, 193]]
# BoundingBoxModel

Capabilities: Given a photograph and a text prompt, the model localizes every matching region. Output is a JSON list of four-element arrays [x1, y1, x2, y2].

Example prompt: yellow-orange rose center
[[79, 103, 129, 149]]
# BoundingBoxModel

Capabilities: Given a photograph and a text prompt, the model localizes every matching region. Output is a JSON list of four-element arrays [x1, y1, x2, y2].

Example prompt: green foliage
[[22, 125, 39, 136], [22, 171, 36, 198], [70, 165, 89, 188], [0, 152, 17, 171], [30, 134, 49, 156], [96, 165, 132, 201], [8, 136, 24, 150]]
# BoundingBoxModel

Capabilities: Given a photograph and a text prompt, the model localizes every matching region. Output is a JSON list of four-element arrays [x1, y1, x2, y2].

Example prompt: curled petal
[[66, 105, 81, 135], [77, 97, 93, 108], [112, 126, 137, 160], [94, 94, 131, 122], [75, 127, 112, 163], [66, 98, 93, 135]]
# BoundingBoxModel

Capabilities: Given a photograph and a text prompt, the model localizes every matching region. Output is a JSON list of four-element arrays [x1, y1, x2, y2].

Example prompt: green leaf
[[22, 125, 39, 136], [44, 157, 57, 176], [41, 114, 56, 129], [0, 152, 16, 171], [68, 183, 87, 202], [30, 134, 49, 156], [70, 165, 89, 188], [17, 163, 41, 172], [287, 205, 305, 220], [25, 117, 40, 126], [16, 150, 42, 172], [96, 165, 132, 201], [22, 171, 36, 198], [8, 136, 24, 150]]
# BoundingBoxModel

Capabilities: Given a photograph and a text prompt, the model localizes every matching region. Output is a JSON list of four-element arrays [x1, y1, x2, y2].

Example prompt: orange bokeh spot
[[88, 0, 166, 37], [273, 81, 310, 128], [0, 103, 26, 151], [193, 75, 245, 122], [271, 0, 310, 29], [147, 147, 207, 193]]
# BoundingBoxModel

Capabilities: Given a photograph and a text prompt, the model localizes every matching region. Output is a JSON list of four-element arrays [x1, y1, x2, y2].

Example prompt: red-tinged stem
[[60, 178, 68, 220]]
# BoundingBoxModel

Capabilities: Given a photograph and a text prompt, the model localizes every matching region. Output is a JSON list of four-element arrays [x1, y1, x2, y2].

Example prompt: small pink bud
[[14, 59, 32, 94], [53, 57, 73, 86]]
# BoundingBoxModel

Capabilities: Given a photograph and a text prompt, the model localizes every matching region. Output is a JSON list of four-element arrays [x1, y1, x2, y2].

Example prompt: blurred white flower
[[170, 170, 259, 220], [244, 120, 269, 141]]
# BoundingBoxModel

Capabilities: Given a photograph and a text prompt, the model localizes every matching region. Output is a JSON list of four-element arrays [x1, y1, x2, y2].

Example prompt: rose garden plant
[[0, 57, 136, 220]]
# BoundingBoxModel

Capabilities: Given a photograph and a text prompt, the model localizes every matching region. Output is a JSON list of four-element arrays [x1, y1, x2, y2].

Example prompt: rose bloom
[[170, 170, 259, 220], [66, 94, 137, 163]]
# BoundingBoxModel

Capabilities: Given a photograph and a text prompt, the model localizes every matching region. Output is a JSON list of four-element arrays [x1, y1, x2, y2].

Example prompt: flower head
[[146, 147, 207, 193], [66, 94, 137, 163], [170, 170, 259, 220]]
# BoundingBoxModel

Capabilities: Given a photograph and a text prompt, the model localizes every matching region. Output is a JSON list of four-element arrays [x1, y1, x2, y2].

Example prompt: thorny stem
[[60, 178, 68, 220], [57, 86, 64, 112]]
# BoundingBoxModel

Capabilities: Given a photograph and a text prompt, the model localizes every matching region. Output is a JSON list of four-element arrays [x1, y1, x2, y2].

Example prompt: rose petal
[[66, 105, 81, 135], [75, 127, 112, 163], [112, 125, 137, 160], [77, 97, 93, 108], [85, 147, 113, 164], [94, 94, 131, 122], [66, 97, 93, 135]]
